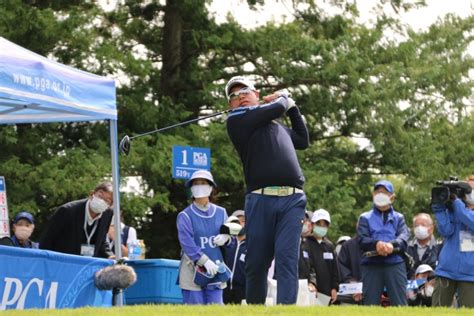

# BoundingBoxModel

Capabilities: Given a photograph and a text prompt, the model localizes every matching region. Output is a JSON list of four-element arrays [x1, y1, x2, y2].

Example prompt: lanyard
[[84, 212, 99, 245]]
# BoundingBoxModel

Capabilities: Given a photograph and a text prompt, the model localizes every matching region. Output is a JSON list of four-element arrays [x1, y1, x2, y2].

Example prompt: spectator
[[39, 182, 114, 258], [303, 209, 339, 303], [225, 76, 309, 304], [406, 213, 440, 279], [431, 175, 474, 307], [107, 214, 138, 257], [407, 264, 435, 306], [299, 211, 314, 281], [223, 210, 247, 304], [335, 235, 351, 256], [176, 170, 228, 305], [337, 235, 363, 304], [358, 180, 410, 306], [11, 211, 38, 249]]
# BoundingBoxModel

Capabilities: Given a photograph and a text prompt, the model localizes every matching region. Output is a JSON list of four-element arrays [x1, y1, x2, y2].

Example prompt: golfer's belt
[[251, 186, 304, 196]]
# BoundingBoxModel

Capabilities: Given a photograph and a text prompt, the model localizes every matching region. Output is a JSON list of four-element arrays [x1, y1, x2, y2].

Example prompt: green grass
[[1, 305, 470, 316]]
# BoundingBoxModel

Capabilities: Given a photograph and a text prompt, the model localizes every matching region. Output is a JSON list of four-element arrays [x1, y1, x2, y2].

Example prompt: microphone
[[95, 263, 137, 290]]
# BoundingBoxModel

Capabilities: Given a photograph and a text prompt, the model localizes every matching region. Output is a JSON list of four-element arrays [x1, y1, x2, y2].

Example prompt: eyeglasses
[[228, 87, 253, 101]]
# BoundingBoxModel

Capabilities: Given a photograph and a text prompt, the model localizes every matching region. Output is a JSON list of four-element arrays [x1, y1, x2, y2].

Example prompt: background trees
[[1, 0, 472, 258]]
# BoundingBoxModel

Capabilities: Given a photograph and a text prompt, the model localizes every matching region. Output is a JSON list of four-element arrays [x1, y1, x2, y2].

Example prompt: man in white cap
[[302, 209, 339, 303], [225, 76, 309, 304]]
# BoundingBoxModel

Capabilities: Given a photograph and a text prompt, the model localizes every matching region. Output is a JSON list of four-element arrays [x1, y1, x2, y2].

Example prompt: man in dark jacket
[[39, 182, 114, 258], [337, 235, 363, 304], [223, 210, 247, 304], [406, 213, 441, 279]]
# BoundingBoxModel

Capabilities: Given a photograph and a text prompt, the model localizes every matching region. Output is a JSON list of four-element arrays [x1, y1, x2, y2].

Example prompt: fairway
[[1, 305, 470, 316]]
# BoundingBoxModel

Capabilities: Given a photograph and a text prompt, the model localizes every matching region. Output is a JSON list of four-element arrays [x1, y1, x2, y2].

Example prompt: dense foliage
[[0, 0, 472, 258]]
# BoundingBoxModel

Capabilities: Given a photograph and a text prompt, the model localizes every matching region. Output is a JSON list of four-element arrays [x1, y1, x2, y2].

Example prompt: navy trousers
[[244, 192, 306, 304], [361, 262, 407, 306]]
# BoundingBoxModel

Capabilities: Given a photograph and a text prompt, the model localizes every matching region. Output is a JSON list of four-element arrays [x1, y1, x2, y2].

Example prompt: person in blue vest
[[358, 180, 410, 306], [176, 169, 228, 304], [225, 76, 309, 304], [11, 211, 38, 248]]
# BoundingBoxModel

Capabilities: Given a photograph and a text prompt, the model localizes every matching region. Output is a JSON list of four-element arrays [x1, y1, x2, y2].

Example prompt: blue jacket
[[432, 199, 474, 282], [358, 206, 409, 265]]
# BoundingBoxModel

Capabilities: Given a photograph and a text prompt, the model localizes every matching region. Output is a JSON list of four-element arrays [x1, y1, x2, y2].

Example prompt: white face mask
[[191, 184, 213, 198], [466, 192, 474, 205], [313, 226, 328, 237], [301, 224, 311, 236], [15, 225, 33, 240], [90, 195, 110, 214], [414, 225, 430, 240], [373, 193, 391, 208]]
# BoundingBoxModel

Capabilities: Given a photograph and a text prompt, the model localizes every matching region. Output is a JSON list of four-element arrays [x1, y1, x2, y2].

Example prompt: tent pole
[[110, 119, 124, 306]]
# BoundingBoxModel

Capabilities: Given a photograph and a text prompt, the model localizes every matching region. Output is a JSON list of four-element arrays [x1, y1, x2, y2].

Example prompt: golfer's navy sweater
[[226, 96, 309, 193]]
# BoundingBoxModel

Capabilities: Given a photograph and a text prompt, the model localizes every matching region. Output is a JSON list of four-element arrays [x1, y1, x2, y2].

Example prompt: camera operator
[[431, 175, 474, 308]]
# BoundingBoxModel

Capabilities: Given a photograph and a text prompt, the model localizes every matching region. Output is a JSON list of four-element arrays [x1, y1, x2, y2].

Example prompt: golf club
[[119, 109, 231, 155]]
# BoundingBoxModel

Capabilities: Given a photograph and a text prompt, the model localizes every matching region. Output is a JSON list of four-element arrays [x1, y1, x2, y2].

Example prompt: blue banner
[[0, 37, 116, 124], [0, 246, 113, 310]]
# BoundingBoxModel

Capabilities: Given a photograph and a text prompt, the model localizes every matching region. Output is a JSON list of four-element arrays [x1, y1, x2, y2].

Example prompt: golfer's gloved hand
[[275, 89, 291, 98], [203, 259, 219, 276], [213, 234, 231, 246], [286, 97, 296, 111]]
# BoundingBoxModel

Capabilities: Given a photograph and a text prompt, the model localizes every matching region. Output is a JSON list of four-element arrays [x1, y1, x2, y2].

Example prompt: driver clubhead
[[119, 135, 131, 156]]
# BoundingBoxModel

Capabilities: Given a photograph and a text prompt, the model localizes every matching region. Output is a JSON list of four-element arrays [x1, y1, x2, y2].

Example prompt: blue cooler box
[[124, 259, 183, 304]]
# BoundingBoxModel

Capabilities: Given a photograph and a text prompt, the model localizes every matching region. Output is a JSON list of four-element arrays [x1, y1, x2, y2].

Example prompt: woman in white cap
[[302, 208, 339, 304], [176, 169, 229, 305]]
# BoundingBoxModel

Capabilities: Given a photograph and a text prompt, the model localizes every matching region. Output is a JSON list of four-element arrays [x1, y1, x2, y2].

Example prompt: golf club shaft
[[129, 109, 230, 140]]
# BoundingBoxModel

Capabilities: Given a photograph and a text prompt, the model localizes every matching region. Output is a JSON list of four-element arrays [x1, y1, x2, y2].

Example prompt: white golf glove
[[203, 259, 219, 276], [275, 88, 292, 98], [287, 97, 296, 110], [213, 234, 231, 246]]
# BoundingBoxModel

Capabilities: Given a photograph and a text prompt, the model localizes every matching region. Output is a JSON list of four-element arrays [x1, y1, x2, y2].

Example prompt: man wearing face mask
[[39, 182, 114, 258], [176, 169, 228, 305], [406, 213, 440, 279], [303, 209, 339, 304], [11, 211, 38, 248], [431, 175, 474, 308], [358, 180, 410, 306]]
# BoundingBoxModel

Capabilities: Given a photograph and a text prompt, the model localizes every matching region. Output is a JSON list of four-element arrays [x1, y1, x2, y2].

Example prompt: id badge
[[459, 230, 474, 252], [303, 251, 309, 259], [81, 244, 95, 257], [240, 253, 246, 262], [323, 252, 334, 260]]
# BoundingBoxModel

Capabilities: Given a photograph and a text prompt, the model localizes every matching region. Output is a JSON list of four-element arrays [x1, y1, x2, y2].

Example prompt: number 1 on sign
[[181, 150, 188, 165]]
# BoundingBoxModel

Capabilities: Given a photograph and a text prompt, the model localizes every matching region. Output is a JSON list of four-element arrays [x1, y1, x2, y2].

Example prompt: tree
[[1, 0, 472, 257]]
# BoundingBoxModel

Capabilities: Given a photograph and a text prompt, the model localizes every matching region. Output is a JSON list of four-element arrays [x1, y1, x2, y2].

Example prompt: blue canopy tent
[[0, 37, 125, 305]]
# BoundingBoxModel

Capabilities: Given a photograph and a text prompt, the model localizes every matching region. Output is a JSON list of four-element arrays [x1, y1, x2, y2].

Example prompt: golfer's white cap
[[415, 264, 433, 275], [311, 209, 331, 224], [185, 169, 216, 188], [225, 76, 256, 100]]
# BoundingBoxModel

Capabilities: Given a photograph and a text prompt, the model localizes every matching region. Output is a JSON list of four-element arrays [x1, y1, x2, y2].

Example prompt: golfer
[[225, 76, 309, 304]]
